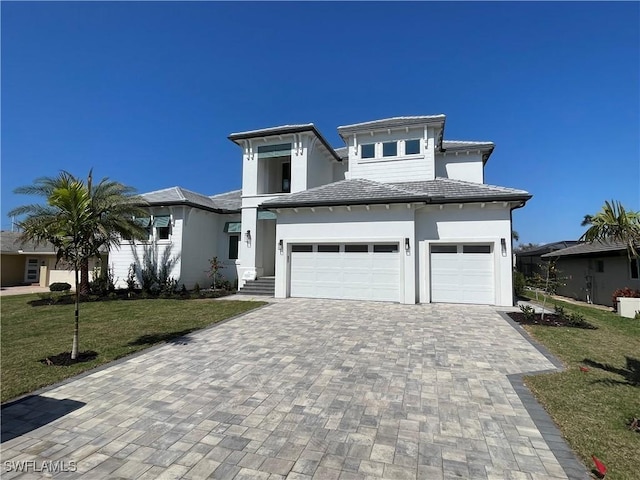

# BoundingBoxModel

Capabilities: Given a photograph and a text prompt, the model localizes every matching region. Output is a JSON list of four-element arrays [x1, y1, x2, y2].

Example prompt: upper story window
[[382, 142, 397, 157], [361, 143, 375, 159], [257, 143, 291, 158], [153, 216, 171, 240], [405, 139, 420, 155]]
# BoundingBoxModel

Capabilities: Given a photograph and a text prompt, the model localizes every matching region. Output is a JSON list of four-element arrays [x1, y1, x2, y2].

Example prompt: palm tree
[[9, 170, 148, 359], [580, 200, 640, 259]]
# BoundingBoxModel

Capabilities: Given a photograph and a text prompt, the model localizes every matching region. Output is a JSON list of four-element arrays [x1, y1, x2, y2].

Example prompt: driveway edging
[[497, 310, 591, 480]]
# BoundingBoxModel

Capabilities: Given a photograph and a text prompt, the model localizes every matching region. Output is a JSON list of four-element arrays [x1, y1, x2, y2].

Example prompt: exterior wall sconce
[[245, 230, 251, 245], [278, 239, 283, 252], [500, 238, 507, 257], [405, 238, 410, 251]]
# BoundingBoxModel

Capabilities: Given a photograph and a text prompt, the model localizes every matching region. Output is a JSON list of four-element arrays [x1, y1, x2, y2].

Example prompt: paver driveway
[[1, 300, 582, 479]]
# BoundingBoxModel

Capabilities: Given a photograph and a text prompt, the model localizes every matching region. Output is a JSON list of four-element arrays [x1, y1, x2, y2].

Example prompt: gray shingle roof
[[209, 190, 242, 211], [261, 178, 530, 209], [442, 140, 494, 150], [228, 124, 341, 162], [337, 115, 446, 135], [333, 146, 349, 160], [141, 187, 241, 212], [542, 240, 628, 258], [1, 231, 56, 254], [228, 124, 315, 139], [516, 241, 580, 257]]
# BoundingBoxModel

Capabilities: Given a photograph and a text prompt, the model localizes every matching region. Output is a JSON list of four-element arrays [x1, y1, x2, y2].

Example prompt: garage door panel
[[431, 244, 494, 305], [290, 243, 400, 302]]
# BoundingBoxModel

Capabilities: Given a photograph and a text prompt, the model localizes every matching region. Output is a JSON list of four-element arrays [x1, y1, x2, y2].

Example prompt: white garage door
[[430, 244, 495, 304], [290, 243, 400, 302]]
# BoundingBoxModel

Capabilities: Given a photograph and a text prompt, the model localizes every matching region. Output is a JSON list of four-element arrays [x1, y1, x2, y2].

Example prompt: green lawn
[[522, 294, 640, 480], [1, 294, 265, 403]]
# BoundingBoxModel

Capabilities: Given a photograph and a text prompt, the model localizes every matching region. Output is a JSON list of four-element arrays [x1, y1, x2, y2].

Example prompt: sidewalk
[[0, 285, 51, 296]]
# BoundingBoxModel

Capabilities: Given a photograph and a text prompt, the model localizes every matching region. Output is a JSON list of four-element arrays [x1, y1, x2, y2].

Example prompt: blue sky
[[2, 1, 638, 245]]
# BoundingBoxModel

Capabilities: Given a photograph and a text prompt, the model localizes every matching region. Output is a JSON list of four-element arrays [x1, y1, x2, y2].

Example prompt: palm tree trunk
[[72, 267, 79, 360], [79, 259, 90, 295]]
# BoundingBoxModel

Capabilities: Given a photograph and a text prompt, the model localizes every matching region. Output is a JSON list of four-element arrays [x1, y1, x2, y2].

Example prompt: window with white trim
[[382, 141, 397, 157], [153, 216, 172, 240], [405, 139, 420, 155], [228, 235, 239, 260], [361, 143, 375, 159]]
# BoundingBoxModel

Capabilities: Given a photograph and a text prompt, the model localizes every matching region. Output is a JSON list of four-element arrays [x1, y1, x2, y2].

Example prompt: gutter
[[134, 200, 240, 215], [260, 194, 532, 210]]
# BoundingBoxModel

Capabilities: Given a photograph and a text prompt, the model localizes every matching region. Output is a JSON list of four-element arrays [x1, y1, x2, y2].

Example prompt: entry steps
[[237, 276, 275, 296]]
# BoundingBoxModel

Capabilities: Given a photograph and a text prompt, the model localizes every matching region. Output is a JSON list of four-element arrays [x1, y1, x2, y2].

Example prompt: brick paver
[[1, 300, 584, 479]]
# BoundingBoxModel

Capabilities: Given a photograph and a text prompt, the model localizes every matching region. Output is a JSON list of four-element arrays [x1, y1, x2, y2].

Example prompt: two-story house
[[110, 115, 531, 306]]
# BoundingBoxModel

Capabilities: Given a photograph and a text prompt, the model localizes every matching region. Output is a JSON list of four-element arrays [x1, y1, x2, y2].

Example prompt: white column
[[238, 207, 258, 288]]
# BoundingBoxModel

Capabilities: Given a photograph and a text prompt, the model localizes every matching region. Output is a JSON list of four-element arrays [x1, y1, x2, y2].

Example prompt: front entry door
[[24, 257, 40, 284]]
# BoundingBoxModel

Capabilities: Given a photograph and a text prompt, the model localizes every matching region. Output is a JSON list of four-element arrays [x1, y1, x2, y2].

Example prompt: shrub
[[193, 282, 200, 294], [49, 282, 71, 292], [611, 287, 640, 311], [126, 264, 137, 291], [519, 304, 536, 321], [89, 266, 116, 296], [554, 304, 567, 320], [513, 271, 526, 297], [567, 312, 588, 328]]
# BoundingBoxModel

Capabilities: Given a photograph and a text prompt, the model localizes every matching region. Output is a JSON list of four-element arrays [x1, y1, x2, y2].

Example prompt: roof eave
[[135, 200, 239, 215], [262, 194, 531, 210], [440, 144, 495, 163], [337, 116, 446, 141], [228, 125, 341, 162]]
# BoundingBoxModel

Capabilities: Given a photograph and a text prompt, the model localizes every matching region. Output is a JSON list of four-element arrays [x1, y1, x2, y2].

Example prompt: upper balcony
[[228, 124, 342, 200], [256, 143, 291, 195]]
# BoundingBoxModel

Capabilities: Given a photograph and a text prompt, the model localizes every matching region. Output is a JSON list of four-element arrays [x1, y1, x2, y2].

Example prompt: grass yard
[[1, 294, 265, 403], [522, 294, 640, 480]]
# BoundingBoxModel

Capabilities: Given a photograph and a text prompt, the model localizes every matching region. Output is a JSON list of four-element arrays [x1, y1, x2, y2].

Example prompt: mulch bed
[[507, 312, 596, 329], [39, 351, 98, 366]]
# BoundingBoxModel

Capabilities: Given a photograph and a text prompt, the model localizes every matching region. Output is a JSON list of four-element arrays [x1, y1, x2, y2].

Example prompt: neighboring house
[[0, 231, 104, 288], [110, 114, 531, 306], [515, 241, 580, 278], [542, 240, 640, 307]]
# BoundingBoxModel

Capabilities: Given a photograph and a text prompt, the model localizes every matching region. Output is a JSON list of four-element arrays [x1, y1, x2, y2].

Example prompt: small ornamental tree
[[207, 257, 224, 289], [9, 170, 147, 359]]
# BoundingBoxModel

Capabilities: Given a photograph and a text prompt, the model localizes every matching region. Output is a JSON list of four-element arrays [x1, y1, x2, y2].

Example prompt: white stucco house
[[110, 115, 531, 306]]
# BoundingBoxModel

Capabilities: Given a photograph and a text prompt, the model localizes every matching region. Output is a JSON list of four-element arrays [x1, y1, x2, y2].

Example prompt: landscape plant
[[132, 244, 180, 295], [611, 287, 640, 312], [581, 200, 640, 259], [49, 282, 71, 292], [8, 170, 148, 360], [207, 256, 224, 289]]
